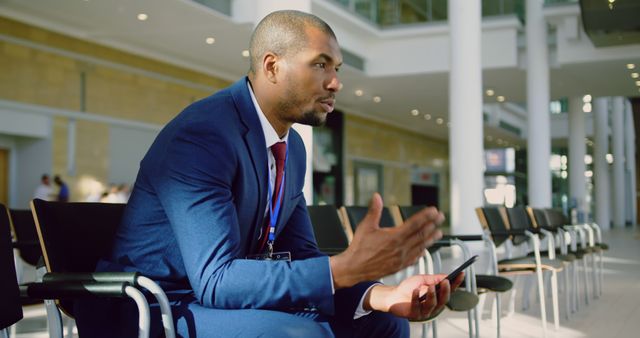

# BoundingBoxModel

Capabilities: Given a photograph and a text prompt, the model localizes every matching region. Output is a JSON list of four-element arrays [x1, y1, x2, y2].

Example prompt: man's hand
[[364, 272, 465, 321], [330, 193, 444, 288]]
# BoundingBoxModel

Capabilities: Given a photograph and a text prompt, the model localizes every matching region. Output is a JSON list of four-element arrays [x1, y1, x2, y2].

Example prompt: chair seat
[[597, 243, 609, 250], [460, 274, 513, 293], [498, 256, 565, 270], [527, 251, 576, 262], [446, 289, 479, 311]]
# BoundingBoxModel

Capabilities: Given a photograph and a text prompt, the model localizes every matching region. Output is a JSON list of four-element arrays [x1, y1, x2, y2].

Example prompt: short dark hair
[[248, 10, 336, 74]]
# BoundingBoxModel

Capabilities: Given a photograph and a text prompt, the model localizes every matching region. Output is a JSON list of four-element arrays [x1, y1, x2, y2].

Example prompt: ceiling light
[[424, 114, 431, 120], [436, 118, 443, 125], [487, 135, 493, 141], [497, 95, 505, 102], [411, 109, 419, 116], [486, 89, 495, 96], [373, 96, 381, 103], [627, 63, 636, 70], [205, 37, 215, 45], [632, 73, 639, 79], [583, 103, 592, 113], [582, 94, 592, 103], [606, 153, 613, 164], [241, 50, 250, 58], [635, 80, 640, 86], [137, 13, 148, 21], [497, 138, 503, 145], [354, 89, 363, 97], [338, 83, 344, 91]]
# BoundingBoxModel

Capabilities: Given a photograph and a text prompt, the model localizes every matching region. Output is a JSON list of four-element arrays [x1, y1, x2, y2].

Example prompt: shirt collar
[[247, 80, 288, 148]]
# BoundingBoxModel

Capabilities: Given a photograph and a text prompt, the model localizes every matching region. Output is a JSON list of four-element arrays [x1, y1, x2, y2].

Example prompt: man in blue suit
[[76, 10, 461, 337]]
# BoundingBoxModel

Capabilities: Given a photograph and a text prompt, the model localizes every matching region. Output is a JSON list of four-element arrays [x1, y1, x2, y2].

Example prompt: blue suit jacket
[[97, 78, 372, 322]]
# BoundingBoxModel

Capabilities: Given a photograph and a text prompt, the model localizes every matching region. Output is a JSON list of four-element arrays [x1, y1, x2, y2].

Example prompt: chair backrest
[[30, 199, 127, 316], [30, 199, 126, 275], [307, 205, 350, 255], [504, 206, 532, 245], [475, 207, 509, 247], [544, 208, 569, 227], [397, 205, 425, 223], [341, 206, 395, 233], [9, 209, 42, 266], [0, 204, 23, 330], [528, 207, 549, 228]]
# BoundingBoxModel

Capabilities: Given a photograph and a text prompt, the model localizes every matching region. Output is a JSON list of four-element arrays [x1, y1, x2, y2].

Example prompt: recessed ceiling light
[[411, 109, 419, 116], [486, 89, 495, 96], [635, 80, 640, 86], [205, 37, 215, 45], [137, 13, 148, 21], [436, 118, 444, 125], [487, 135, 493, 141], [497, 138, 503, 145], [424, 114, 431, 120], [338, 83, 344, 91], [373, 96, 381, 103], [354, 89, 363, 97], [582, 94, 592, 102], [632, 72, 639, 79], [241, 50, 250, 58], [497, 95, 505, 102], [583, 102, 592, 113], [627, 63, 636, 70]]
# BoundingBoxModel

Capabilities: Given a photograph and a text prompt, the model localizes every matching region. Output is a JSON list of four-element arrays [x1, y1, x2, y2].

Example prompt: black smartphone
[[419, 254, 479, 302]]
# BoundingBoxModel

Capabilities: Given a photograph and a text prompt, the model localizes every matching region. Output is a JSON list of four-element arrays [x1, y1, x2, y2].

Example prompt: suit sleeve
[[150, 121, 334, 313]]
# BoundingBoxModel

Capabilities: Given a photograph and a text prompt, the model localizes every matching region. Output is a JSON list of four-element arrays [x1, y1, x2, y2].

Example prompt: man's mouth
[[319, 98, 335, 113]]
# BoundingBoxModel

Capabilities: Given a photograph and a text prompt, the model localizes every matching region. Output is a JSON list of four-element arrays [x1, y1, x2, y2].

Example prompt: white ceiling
[[1, 0, 638, 147]]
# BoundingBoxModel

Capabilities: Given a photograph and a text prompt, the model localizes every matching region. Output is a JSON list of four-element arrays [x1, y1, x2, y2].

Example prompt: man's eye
[[314, 63, 326, 69], [335, 67, 340, 73]]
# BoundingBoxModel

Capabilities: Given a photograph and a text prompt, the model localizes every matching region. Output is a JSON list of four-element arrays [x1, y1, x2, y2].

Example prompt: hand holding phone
[[419, 254, 479, 302]]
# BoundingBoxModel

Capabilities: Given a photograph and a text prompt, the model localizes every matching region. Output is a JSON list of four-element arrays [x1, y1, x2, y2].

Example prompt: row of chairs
[[1, 200, 176, 338], [309, 204, 607, 338]]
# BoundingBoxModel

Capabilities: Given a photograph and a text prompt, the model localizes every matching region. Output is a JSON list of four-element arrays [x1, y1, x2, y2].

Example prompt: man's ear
[[263, 52, 279, 84]]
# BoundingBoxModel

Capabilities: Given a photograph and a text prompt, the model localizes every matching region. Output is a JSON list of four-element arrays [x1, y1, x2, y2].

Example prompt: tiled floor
[[9, 226, 640, 338], [410, 225, 640, 338]]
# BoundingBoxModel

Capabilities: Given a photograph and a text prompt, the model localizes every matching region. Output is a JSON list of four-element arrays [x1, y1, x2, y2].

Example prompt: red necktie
[[257, 141, 286, 253], [270, 142, 287, 206]]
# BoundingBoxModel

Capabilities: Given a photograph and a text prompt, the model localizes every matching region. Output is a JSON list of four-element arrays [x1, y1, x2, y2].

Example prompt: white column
[[526, 0, 552, 208], [568, 97, 586, 221], [611, 97, 626, 227], [625, 100, 637, 225], [593, 97, 611, 230], [448, 0, 483, 235]]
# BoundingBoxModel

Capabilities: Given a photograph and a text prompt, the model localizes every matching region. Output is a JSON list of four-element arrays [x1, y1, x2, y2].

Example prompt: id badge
[[246, 251, 291, 262]]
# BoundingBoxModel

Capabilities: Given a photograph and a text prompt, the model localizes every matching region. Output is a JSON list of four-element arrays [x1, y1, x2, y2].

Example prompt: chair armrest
[[20, 281, 131, 299], [43, 272, 140, 285], [442, 234, 484, 241]]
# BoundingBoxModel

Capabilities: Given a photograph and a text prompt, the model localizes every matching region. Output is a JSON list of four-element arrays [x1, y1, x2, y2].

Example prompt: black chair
[[1, 205, 23, 335], [505, 206, 574, 320], [340, 205, 479, 338], [476, 207, 564, 334], [8, 209, 42, 267], [30, 199, 176, 338], [307, 205, 350, 256], [396, 205, 514, 338]]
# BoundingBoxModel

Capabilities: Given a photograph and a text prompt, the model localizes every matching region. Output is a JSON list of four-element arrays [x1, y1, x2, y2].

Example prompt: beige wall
[[0, 16, 451, 210], [344, 114, 450, 216], [0, 16, 230, 201]]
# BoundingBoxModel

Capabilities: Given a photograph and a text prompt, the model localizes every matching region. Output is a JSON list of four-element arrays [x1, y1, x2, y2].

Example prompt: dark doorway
[[411, 185, 439, 208]]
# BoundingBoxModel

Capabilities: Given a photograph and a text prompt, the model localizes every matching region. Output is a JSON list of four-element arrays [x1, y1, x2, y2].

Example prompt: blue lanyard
[[267, 145, 288, 245]]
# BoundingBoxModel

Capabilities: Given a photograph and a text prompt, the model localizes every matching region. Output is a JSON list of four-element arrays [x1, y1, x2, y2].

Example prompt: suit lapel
[[230, 78, 269, 251]]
